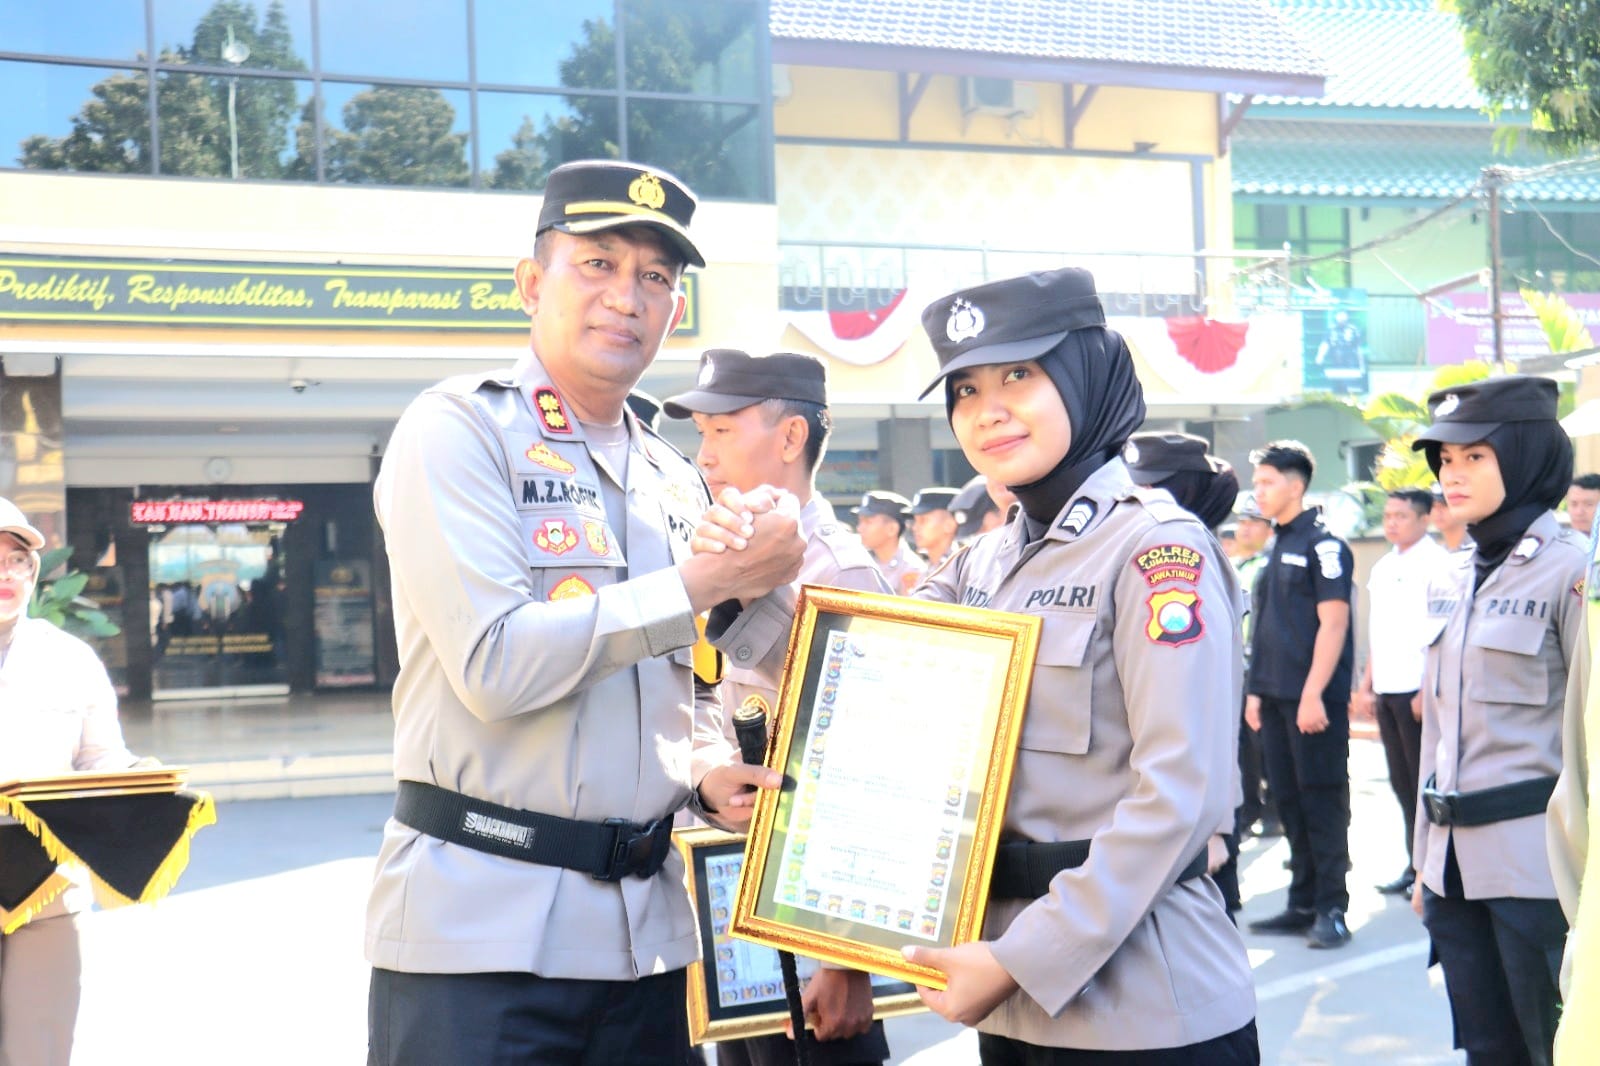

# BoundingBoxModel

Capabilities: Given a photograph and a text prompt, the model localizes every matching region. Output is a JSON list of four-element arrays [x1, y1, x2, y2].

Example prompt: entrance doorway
[[149, 522, 288, 698]]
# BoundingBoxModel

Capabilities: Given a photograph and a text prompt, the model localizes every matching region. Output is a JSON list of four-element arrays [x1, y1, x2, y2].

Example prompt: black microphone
[[732, 702, 770, 775]]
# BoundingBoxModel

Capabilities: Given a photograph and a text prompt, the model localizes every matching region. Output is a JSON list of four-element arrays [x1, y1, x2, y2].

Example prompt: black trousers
[[1422, 876, 1566, 1066], [716, 1020, 889, 1066], [976, 1020, 1259, 1065], [368, 966, 700, 1066], [1237, 699, 1268, 829], [1255, 695, 1351, 913], [1374, 691, 1423, 868]]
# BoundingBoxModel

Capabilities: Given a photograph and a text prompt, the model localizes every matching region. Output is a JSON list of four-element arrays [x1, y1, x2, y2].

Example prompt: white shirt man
[[1356, 488, 1446, 895]]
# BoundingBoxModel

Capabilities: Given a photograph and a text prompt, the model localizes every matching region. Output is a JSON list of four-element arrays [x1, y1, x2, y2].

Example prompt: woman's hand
[[902, 942, 1018, 1026]]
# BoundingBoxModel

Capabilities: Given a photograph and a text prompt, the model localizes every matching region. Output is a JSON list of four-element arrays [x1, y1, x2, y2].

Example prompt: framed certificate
[[676, 827, 926, 1044], [729, 586, 1040, 990]]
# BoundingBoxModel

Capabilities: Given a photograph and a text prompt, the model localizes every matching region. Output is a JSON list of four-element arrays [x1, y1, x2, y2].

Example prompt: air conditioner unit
[[960, 77, 1036, 118]]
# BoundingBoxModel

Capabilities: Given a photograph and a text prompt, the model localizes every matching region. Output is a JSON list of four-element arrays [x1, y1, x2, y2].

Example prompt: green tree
[[17, 0, 306, 177], [19, 67, 154, 171], [320, 86, 468, 187], [1450, 0, 1600, 152], [493, 3, 756, 194], [485, 116, 551, 190]]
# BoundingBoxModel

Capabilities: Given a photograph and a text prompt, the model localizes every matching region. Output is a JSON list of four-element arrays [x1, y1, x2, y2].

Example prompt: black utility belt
[[1421, 773, 1558, 828], [393, 779, 674, 882], [989, 838, 1208, 900]]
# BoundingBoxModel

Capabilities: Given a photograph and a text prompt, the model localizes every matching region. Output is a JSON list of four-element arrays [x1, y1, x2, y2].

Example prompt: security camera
[[289, 378, 309, 393]]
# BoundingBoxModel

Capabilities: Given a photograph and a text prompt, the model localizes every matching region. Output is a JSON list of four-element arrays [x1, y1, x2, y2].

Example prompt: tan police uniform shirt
[[867, 539, 922, 595], [1416, 510, 1585, 900], [716, 461, 1253, 1050], [366, 352, 735, 980]]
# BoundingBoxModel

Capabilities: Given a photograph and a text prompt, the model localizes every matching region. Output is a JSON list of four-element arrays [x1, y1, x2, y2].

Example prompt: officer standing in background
[[663, 348, 892, 1066], [365, 160, 802, 1065], [1233, 499, 1276, 837], [852, 491, 920, 592], [906, 487, 960, 591], [950, 474, 1003, 544], [1565, 474, 1600, 539], [1411, 377, 1580, 1066], [1245, 440, 1357, 949], [1124, 431, 1247, 918], [1353, 488, 1445, 899]]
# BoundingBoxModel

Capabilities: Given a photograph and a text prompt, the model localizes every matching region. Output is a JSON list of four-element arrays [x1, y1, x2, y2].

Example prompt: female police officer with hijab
[[700, 268, 1257, 1063], [1410, 375, 1582, 1066]]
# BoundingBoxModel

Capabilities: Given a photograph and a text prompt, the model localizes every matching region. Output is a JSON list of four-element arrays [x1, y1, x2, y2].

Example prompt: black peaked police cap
[[851, 490, 912, 519], [536, 160, 705, 268], [1123, 431, 1215, 483], [1411, 375, 1559, 449], [662, 350, 827, 419], [909, 488, 960, 515], [918, 267, 1106, 399]]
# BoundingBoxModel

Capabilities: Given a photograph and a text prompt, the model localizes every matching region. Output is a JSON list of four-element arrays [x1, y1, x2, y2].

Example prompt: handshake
[[679, 485, 807, 613]]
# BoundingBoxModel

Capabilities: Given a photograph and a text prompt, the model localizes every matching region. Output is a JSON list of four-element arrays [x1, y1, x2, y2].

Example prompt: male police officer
[[664, 349, 893, 1066], [906, 487, 960, 591], [1245, 440, 1357, 949], [951, 475, 1004, 543], [365, 160, 802, 1065], [852, 491, 919, 592]]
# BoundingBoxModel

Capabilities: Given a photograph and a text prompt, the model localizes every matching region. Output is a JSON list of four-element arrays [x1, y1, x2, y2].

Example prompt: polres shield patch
[[1145, 588, 1203, 646], [534, 518, 580, 554]]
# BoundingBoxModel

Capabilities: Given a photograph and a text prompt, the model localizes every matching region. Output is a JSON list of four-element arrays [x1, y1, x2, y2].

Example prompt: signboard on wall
[[1426, 292, 1600, 365], [0, 255, 699, 335]]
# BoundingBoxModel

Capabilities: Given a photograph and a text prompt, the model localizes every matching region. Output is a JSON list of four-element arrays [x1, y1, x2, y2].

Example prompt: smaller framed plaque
[[676, 827, 926, 1045]]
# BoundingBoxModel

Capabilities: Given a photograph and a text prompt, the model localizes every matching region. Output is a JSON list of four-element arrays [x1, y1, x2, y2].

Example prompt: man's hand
[[902, 942, 1018, 1026], [691, 486, 796, 555], [681, 491, 804, 613], [1297, 690, 1328, 734], [1206, 833, 1229, 875], [1352, 688, 1375, 722], [787, 969, 874, 1042], [1411, 692, 1423, 723], [1244, 695, 1262, 732], [1411, 873, 1424, 918], [696, 763, 782, 830]]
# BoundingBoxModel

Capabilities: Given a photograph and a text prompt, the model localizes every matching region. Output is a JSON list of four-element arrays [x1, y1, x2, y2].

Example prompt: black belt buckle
[[1423, 788, 1456, 826], [597, 817, 671, 882]]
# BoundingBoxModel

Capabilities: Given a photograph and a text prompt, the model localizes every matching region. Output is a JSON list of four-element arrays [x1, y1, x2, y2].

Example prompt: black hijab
[[1154, 459, 1240, 532], [1421, 421, 1572, 588], [948, 326, 1146, 525]]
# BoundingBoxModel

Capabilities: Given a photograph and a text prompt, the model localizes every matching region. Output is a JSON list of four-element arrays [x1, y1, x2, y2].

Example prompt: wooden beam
[[1063, 84, 1098, 148], [1217, 94, 1253, 157], [898, 72, 932, 141]]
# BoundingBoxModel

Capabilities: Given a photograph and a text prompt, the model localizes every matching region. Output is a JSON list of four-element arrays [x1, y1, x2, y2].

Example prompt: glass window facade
[[1, 0, 771, 199], [1235, 204, 1352, 289]]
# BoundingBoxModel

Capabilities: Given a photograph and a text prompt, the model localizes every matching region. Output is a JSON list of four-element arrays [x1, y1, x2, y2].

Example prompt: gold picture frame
[[676, 826, 926, 1045], [729, 586, 1041, 991]]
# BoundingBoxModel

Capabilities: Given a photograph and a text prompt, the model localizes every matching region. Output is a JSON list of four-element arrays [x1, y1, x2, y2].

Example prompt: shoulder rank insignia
[[1513, 534, 1542, 560], [549, 575, 595, 600], [1134, 544, 1203, 586], [533, 386, 573, 434], [1146, 588, 1203, 646], [1058, 498, 1098, 536], [534, 518, 580, 555], [526, 441, 576, 473]]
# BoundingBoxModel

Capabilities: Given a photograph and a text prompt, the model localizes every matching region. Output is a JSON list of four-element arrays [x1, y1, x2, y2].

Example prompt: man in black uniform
[[1244, 440, 1356, 949]]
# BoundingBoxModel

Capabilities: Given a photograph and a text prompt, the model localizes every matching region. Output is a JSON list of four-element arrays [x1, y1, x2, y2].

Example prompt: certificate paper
[[775, 626, 995, 943], [731, 587, 1040, 990]]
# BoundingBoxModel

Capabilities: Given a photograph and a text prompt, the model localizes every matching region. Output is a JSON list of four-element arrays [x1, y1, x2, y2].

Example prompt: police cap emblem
[[628, 171, 666, 210], [946, 298, 985, 343], [1435, 393, 1461, 417]]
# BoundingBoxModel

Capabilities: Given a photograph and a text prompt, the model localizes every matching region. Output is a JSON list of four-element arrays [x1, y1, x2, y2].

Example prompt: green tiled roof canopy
[[1233, 121, 1600, 204]]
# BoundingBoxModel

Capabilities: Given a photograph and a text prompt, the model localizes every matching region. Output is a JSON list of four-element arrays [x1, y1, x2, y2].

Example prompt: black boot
[[1305, 908, 1351, 949], [1247, 906, 1315, 934]]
